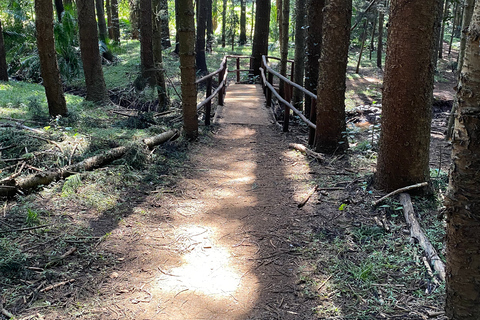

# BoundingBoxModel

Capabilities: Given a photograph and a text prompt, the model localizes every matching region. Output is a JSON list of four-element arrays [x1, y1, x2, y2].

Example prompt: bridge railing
[[260, 55, 317, 145]]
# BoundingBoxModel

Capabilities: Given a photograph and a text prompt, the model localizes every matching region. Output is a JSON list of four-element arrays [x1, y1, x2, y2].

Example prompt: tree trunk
[[174, 0, 180, 53], [196, 0, 208, 75], [448, 1, 459, 55], [356, 19, 368, 73], [375, 0, 439, 192], [279, 0, 290, 101], [369, 15, 376, 60], [314, 0, 351, 154], [206, 0, 213, 52], [111, 0, 120, 42], [177, 0, 198, 139], [54, 0, 65, 22], [140, 0, 156, 87], [304, 0, 325, 122], [153, 0, 168, 110], [439, 0, 449, 59], [160, 0, 171, 48], [221, 0, 226, 47], [377, 4, 384, 69], [239, 0, 247, 45], [95, 0, 108, 43], [106, 0, 114, 38], [35, 0, 68, 117], [250, 0, 271, 77], [292, 0, 306, 111], [445, 4, 480, 318], [458, 0, 475, 72], [129, 0, 140, 39], [77, 0, 109, 103], [0, 20, 8, 81]]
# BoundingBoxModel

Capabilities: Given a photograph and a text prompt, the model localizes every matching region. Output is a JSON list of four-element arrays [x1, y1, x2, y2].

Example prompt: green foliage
[[25, 208, 40, 226], [54, 10, 81, 82], [0, 239, 27, 278], [62, 174, 83, 197]]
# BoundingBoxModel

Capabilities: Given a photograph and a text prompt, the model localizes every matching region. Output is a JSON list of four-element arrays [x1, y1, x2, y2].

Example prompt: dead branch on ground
[[288, 143, 324, 162], [373, 182, 429, 206]]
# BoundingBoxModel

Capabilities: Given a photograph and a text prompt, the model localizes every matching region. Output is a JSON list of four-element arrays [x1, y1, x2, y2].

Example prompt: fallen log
[[288, 143, 324, 162], [0, 130, 178, 197], [400, 193, 446, 282]]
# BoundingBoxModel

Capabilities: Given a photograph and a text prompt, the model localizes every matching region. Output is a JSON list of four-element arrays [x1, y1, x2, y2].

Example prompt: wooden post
[[282, 82, 290, 132], [205, 77, 212, 126], [218, 68, 225, 106], [290, 61, 295, 82], [266, 71, 273, 107], [308, 97, 316, 145], [236, 57, 240, 82]]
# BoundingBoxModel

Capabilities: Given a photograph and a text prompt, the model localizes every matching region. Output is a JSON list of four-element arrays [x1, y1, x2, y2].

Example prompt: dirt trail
[[93, 84, 321, 319]]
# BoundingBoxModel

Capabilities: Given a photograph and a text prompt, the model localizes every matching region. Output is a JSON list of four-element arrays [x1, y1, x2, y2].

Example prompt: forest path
[[97, 84, 322, 319]]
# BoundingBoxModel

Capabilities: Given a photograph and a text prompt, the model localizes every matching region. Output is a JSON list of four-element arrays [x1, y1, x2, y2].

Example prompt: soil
[[1, 65, 455, 319]]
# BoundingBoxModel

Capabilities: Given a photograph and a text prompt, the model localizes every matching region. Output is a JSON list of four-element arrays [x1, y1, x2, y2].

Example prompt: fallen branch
[[25, 134, 63, 153], [0, 224, 51, 234], [298, 185, 318, 208], [400, 193, 445, 281], [289, 143, 323, 162], [373, 182, 428, 206], [1, 307, 15, 319], [0, 162, 26, 183], [0, 130, 178, 197], [40, 279, 75, 292], [45, 247, 77, 268]]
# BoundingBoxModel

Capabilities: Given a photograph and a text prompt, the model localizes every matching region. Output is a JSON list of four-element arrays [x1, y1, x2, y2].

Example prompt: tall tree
[[314, 0, 351, 153], [106, 0, 114, 38], [153, 0, 168, 110], [111, 0, 120, 42], [77, 0, 109, 103], [95, 0, 108, 42], [196, 0, 208, 75], [221, 0, 227, 47], [279, 0, 290, 79], [54, 0, 65, 21], [292, 0, 306, 111], [250, 0, 271, 77], [377, 2, 385, 69], [206, 0, 213, 52], [177, 0, 198, 139], [375, 0, 440, 192], [35, 0, 68, 116], [304, 0, 325, 121], [239, 0, 247, 45], [458, 0, 476, 72], [140, 0, 156, 86], [129, 0, 140, 39], [0, 20, 8, 81], [445, 3, 480, 318], [439, 0, 450, 59], [160, 0, 171, 48]]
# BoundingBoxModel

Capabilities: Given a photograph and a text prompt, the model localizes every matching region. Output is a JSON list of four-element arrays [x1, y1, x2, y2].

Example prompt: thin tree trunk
[[221, 0, 226, 47], [250, 1, 255, 42], [458, 0, 475, 72], [292, 0, 306, 111], [177, 0, 198, 139], [174, 0, 180, 53], [279, 0, 290, 92], [0, 20, 8, 81], [375, 0, 439, 192], [196, 0, 208, 75], [111, 0, 120, 42], [95, 0, 108, 43], [206, 0, 213, 52], [153, 0, 168, 110], [140, 0, 156, 87], [356, 20, 368, 73], [314, 0, 351, 154], [106, 0, 114, 38], [160, 0, 171, 48], [369, 15, 376, 60], [439, 0, 449, 59], [250, 0, 271, 77], [304, 0, 325, 119], [35, 0, 68, 116], [377, 3, 385, 69], [445, 3, 480, 318], [77, 0, 109, 103], [449, 1, 459, 55], [239, 0, 247, 45], [54, 0, 65, 21], [129, 0, 140, 39]]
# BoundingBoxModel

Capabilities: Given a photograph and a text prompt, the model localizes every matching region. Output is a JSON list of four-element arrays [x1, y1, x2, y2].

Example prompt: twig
[[317, 274, 333, 292], [68, 144, 79, 166], [0, 145, 14, 151], [25, 164, 43, 172], [39, 279, 75, 293], [298, 185, 318, 208], [0, 161, 26, 183], [373, 182, 429, 206], [25, 134, 63, 153], [0, 224, 52, 234], [289, 143, 324, 162]]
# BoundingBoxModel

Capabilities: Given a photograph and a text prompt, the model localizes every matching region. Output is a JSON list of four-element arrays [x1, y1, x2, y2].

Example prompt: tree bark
[[206, 0, 213, 52], [279, 0, 290, 79], [177, 0, 198, 139], [377, 3, 385, 69], [458, 0, 475, 72], [221, 0, 227, 47], [250, 0, 271, 77], [375, 0, 439, 192], [0, 20, 8, 81], [95, 0, 108, 42], [35, 0, 68, 117], [160, 0, 171, 48], [153, 0, 169, 110], [129, 0, 140, 39], [239, 0, 247, 45], [54, 0, 65, 22], [314, 0, 351, 154], [106, 0, 114, 38], [304, 0, 325, 121], [111, 0, 120, 42], [140, 0, 156, 87], [439, 0, 449, 59], [292, 0, 306, 111], [445, 2, 480, 318], [77, 0, 109, 103], [196, 0, 208, 75]]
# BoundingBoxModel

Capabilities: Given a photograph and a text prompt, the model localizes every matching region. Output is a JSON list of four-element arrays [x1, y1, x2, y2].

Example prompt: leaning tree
[[445, 2, 480, 318]]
